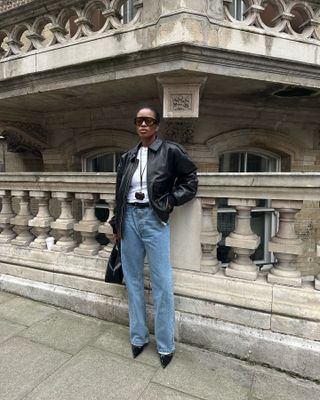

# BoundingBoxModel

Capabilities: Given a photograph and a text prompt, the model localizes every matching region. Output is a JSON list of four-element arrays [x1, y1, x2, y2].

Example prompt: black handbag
[[105, 242, 123, 284]]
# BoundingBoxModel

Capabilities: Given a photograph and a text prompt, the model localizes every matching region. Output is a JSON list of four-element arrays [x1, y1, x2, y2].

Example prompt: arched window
[[84, 151, 123, 173], [218, 150, 280, 266]]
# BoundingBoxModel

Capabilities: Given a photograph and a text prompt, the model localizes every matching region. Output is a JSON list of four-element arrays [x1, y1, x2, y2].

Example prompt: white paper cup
[[45, 237, 55, 250]]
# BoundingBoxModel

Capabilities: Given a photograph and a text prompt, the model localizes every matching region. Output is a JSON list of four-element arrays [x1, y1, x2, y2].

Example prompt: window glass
[[228, 0, 247, 21]]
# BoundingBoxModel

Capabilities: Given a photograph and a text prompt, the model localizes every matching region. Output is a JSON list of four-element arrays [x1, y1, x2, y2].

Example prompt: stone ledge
[[272, 284, 320, 321], [0, 274, 319, 381], [0, 261, 319, 342], [174, 269, 273, 313], [178, 313, 320, 382], [0, 244, 319, 324], [271, 314, 320, 342]]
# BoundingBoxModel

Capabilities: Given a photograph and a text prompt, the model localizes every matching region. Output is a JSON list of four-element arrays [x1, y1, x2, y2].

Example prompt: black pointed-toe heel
[[159, 353, 174, 368], [131, 343, 147, 359]]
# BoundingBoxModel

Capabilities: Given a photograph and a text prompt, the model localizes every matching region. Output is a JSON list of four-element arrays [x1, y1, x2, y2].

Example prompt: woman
[[112, 107, 197, 368]]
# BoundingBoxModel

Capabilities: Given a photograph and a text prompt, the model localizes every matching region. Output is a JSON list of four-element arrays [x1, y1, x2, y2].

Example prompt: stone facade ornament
[[51, 192, 77, 252], [0, 0, 144, 59], [316, 273, 320, 290], [268, 200, 303, 287], [10, 190, 34, 246], [163, 120, 194, 144], [0, 121, 48, 153], [200, 198, 221, 274], [0, 190, 16, 243], [98, 196, 115, 259], [74, 193, 101, 256], [0, 0, 33, 13], [225, 199, 260, 281], [224, 0, 320, 41], [157, 76, 207, 119], [29, 191, 54, 249]]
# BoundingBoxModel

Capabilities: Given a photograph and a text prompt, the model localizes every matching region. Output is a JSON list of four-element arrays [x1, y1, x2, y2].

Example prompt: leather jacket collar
[[129, 137, 163, 161]]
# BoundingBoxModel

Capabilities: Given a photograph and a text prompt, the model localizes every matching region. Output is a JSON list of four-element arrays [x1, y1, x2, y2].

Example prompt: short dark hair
[[136, 106, 161, 124]]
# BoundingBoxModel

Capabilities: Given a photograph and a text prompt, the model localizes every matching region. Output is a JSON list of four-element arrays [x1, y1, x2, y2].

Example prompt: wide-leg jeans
[[121, 204, 175, 354]]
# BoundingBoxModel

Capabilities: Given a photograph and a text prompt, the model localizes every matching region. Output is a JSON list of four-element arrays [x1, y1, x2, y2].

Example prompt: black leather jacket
[[113, 137, 198, 236]]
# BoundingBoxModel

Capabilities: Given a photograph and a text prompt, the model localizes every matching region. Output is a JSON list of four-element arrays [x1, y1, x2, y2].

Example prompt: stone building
[[0, 0, 320, 379]]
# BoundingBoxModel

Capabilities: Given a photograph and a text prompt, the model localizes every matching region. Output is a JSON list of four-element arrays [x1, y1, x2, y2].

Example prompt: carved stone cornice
[[0, 120, 48, 153], [0, 0, 34, 13], [163, 120, 194, 145]]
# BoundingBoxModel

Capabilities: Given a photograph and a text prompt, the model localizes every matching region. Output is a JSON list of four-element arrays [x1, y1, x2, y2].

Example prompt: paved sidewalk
[[0, 291, 319, 400]]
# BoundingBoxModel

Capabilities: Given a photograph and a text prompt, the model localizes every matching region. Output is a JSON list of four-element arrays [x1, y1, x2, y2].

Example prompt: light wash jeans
[[121, 204, 175, 354]]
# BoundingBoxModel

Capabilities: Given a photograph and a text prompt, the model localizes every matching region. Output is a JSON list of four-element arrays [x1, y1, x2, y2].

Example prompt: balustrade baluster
[[10, 190, 34, 246], [225, 199, 260, 281], [200, 198, 221, 274], [268, 200, 303, 287], [50, 192, 77, 252], [98, 197, 115, 259], [74, 193, 101, 256], [29, 191, 54, 249], [315, 273, 320, 290], [0, 190, 16, 243]]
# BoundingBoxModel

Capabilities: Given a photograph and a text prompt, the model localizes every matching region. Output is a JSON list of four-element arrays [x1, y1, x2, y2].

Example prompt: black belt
[[128, 202, 150, 208]]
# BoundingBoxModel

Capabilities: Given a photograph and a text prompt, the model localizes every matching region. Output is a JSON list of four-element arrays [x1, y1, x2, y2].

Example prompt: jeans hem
[[131, 341, 149, 347], [158, 348, 175, 354]]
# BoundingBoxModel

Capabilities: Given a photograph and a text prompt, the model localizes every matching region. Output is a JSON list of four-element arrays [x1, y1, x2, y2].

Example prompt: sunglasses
[[134, 117, 158, 127]]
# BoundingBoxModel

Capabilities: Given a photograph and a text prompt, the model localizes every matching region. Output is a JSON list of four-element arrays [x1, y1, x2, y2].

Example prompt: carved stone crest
[[170, 94, 192, 111], [157, 76, 207, 119]]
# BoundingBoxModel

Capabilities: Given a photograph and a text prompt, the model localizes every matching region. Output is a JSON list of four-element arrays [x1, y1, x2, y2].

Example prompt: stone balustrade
[[0, 0, 143, 59], [2, 0, 320, 64], [0, 172, 319, 290], [0, 171, 319, 380], [224, 0, 320, 42]]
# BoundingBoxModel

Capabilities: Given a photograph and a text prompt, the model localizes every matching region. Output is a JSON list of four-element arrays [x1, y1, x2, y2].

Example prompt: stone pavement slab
[[92, 322, 159, 368], [23, 346, 156, 400], [0, 318, 26, 343], [140, 383, 202, 399], [152, 345, 253, 400], [0, 291, 15, 304], [19, 309, 109, 355], [0, 296, 57, 326], [1, 291, 320, 400], [251, 367, 320, 400], [0, 336, 71, 400]]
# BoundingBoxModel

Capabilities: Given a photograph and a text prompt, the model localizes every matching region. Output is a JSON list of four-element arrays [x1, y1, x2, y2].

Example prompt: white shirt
[[127, 146, 149, 202]]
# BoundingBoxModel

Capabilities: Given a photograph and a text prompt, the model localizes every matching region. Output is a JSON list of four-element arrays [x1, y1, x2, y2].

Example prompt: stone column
[[74, 193, 101, 256], [29, 191, 53, 249], [268, 200, 303, 287], [98, 197, 115, 259], [50, 192, 77, 252], [200, 198, 221, 274], [225, 199, 260, 280], [10, 191, 34, 246], [0, 190, 16, 243]]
